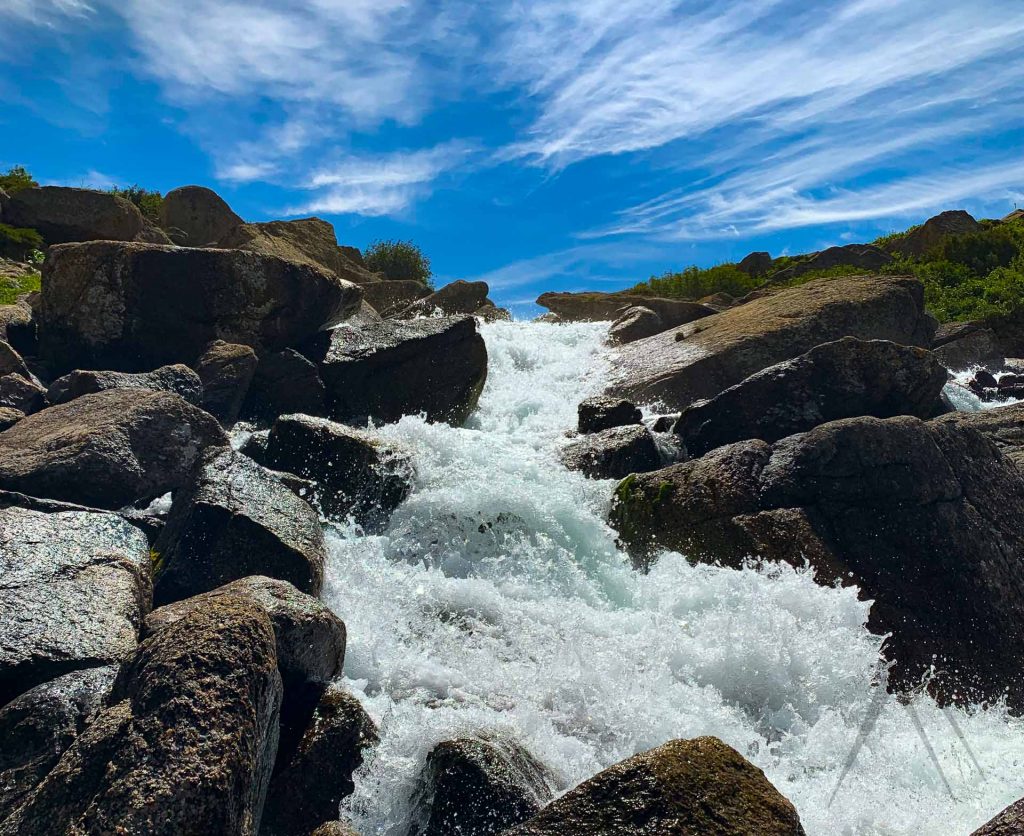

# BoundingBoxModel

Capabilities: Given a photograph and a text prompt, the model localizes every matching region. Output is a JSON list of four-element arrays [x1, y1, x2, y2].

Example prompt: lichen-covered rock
[[153, 448, 327, 606], [310, 315, 487, 425], [0, 666, 116, 814], [507, 736, 804, 836], [675, 338, 948, 456], [611, 416, 1024, 707], [261, 683, 378, 836], [158, 185, 244, 246], [194, 340, 258, 426], [408, 736, 554, 836], [0, 389, 227, 509], [0, 373, 44, 414], [610, 276, 935, 410], [578, 396, 643, 434], [560, 425, 662, 480], [39, 241, 362, 374], [1, 186, 145, 244], [0, 595, 283, 836], [0, 508, 150, 706], [264, 413, 413, 530], [46, 364, 203, 406]]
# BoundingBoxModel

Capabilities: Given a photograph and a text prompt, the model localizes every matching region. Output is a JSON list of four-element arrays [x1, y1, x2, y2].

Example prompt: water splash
[[944, 367, 1024, 412], [323, 320, 1024, 835]]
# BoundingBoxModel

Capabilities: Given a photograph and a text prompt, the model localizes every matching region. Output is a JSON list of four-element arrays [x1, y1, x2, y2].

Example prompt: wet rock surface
[[194, 340, 259, 426], [560, 424, 663, 479], [577, 395, 643, 434]]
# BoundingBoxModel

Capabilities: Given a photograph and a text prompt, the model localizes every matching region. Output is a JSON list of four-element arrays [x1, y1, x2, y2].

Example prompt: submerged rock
[[153, 448, 327, 606], [0, 389, 226, 509], [46, 364, 203, 406], [577, 395, 642, 434], [609, 275, 935, 410], [0, 508, 150, 706], [193, 340, 258, 426], [560, 424, 662, 479], [611, 416, 1024, 707], [264, 413, 413, 530], [311, 315, 487, 425], [408, 736, 554, 836], [39, 241, 362, 374], [675, 338, 948, 456], [507, 736, 804, 835]]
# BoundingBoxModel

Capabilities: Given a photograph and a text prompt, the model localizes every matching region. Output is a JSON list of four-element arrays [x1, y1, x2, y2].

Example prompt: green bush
[[632, 263, 760, 300], [0, 270, 41, 305], [109, 184, 164, 223], [0, 224, 44, 261], [363, 239, 433, 286], [0, 166, 37, 194]]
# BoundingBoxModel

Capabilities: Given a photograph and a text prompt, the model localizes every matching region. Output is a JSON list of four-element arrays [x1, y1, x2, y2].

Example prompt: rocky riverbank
[[2, 184, 1023, 834]]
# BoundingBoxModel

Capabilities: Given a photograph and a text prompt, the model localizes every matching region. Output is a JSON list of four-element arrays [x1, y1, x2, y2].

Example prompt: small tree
[[363, 239, 433, 286], [0, 166, 38, 194], [109, 184, 164, 223]]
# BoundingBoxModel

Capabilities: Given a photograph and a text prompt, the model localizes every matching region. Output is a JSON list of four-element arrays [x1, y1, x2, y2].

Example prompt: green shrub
[[363, 239, 433, 286], [0, 166, 37, 194], [109, 184, 164, 223], [632, 263, 760, 300], [0, 224, 44, 260], [0, 270, 41, 305]]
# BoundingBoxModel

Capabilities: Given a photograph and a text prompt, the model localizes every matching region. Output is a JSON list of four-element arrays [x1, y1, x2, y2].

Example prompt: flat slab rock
[[0, 507, 150, 706]]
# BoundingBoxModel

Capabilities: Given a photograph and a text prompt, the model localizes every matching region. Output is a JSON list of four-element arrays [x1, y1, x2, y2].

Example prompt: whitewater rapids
[[323, 320, 1024, 835]]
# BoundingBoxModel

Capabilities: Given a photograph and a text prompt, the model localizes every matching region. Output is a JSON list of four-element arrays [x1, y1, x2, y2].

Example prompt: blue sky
[[2, 0, 1024, 313]]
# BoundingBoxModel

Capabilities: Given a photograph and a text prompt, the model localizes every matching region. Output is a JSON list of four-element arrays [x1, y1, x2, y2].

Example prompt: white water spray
[[323, 320, 1024, 835]]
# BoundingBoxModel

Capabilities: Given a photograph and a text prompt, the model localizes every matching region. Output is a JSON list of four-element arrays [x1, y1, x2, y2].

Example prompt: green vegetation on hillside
[[0, 224, 44, 261], [630, 214, 1024, 323], [364, 239, 433, 287], [0, 270, 41, 305], [109, 184, 164, 222], [0, 166, 37, 194]]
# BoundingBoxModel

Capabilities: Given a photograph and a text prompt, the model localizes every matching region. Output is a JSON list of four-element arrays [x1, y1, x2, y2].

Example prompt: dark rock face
[[264, 413, 413, 530], [0, 340, 28, 378], [578, 396, 642, 434], [931, 321, 1003, 370], [972, 797, 1024, 835], [0, 666, 116, 813], [245, 348, 327, 421], [611, 416, 1024, 706], [396, 280, 491, 319], [737, 251, 773, 276], [507, 737, 804, 836], [262, 684, 378, 836], [934, 403, 1024, 471], [1, 186, 145, 244], [145, 576, 345, 687], [408, 736, 554, 836], [886, 210, 981, 259], [536, 291, 715, 324], [610, 276, 936, 411], [0, 508, 150, 706], [770, 244, 892, 282], [0, 373, 44, 414], [219, 218, 378, 286], [312, 315, 487, 425], [39, 241, 362, 374], [46, 364, 203, 406], [608, 306, 665, 344], [0, 301, 35, 355], [361, 279, 431, 315], [153, 448, 327, 606], [0, 408, 22, 430], [675, 338, 948, 456], [158, 185, 244, 246], [194, 340, 259, 426], [560, 425, 662, 480], [1, 596, 283, 836], [0, 389, 227, 509]]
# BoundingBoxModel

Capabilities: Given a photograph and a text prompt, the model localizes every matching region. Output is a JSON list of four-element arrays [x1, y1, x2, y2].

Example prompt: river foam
[[323, 320, 1024, 835]]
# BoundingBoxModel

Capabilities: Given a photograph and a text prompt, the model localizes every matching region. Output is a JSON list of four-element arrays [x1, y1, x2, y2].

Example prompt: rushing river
[[322, 320, 1024, 835]]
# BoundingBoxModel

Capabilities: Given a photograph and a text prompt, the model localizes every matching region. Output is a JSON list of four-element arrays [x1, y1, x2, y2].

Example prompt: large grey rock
[[611, 416, 1024, 707], [560, 425, 662, 480], [0, 666, 117, 814], [310, 315, 487, 425], [244, 348, 327, 421], [194, 340, 258, 426], [39, 241, 362, 374], [46, 364, 203, 406], [675, 338, 948, 456], [0, 389, 227, 509], [408, 736, 554, 836], [610, 276, 935, 411], [158, 185, 243, 246], [396, 280, 491, 319], [933, 403, 1024, 471], [1, 186, 145, 245], [536, 291, 715, 325], [362, 280, 431, 315], [507, 737, 804, 836], [737, 251, 773, 276], [0, 373, 44, 414], [264, 413, 413, 530], [0, 408, 22, 431], [608, 306, 665, 343], [0, 340, 28, 378], [931, 321, 1003, 370], [0, 508, 150, 706], [770, 244, 892, 281], [0, 595, 283, 836], [153, 448, 327, 606], [578, 396, 642, 434], [262, 684, 378, 836], [885, 210, 981, 259]]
